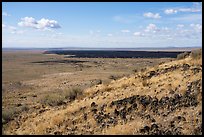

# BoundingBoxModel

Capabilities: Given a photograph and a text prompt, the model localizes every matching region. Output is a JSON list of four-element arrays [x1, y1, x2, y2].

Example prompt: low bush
[[64, 87, 83, 101], [177, 52, 190, 60], [40, 88, 84, 106], [40, 94, 65, 107], [2, 107, 20, 124], [190, 49, 202, 59], [2, 105, 29, 124]]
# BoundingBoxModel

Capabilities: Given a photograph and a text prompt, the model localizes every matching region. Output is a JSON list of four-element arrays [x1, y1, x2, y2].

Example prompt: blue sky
[[2, 2, 202, 48]]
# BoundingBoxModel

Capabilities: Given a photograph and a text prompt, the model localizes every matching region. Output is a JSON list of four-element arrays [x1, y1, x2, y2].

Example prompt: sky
[[2, 2, 202, 48]]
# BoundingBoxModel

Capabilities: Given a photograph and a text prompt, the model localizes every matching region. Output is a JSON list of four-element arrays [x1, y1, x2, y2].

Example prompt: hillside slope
[[3, 52, 202, 135]]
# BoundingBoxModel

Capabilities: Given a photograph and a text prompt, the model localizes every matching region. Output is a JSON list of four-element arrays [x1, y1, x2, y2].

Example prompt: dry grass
[[64, 87, 83, 100], [142, 79, 148, 87], [3, 50, 202, 135], [2, 105, 29, 124], [40, 87, 84, 106], [40, 94, 65, 107]]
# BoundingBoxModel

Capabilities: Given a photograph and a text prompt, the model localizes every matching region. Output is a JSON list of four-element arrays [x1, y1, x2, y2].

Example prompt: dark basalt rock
[[119, 107, 127, 119], [132, 103, 137, 109], [193, 124, 202, 135], [91, 102, 97, 108], [151, 97, 158, 109], [91, 108, 97, 114], [107, 117, 117, 125], [169, 89, 175, 94], [140, 95, 151, 107], [129, 96, 137, 104], [151, 123, 159, 130], [95, 115, 104, 124], [182, 64, 190, 71], [100, 104, 107, 111], [54, 131, 62, 135], [127, 106, 133, 113], [109, 101, 115, 107], [159, 96, 169, 106], [144, 114, 151, 120], [143, 126, 150, 132], [100, 123, 106, 129], [191, 67, 201, 74], [104, 113, 110, 119], [114, 109, 119, 116], [147, 71, 157, 78], [140, 126, 150, 133], [83, 113, 87, 121], [151, 118, 156, 123]]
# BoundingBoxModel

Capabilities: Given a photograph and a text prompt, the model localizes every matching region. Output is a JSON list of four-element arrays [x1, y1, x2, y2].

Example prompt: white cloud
[[11, 30, 25, 34], [178, 8, 192, 12], [107, 33, 113, 36], [171, 14, 202, 22], [3, 25, 26, 34], [179, 2, 202, 12], [178, 8, 201, 12], [165, 3, 202, 14], [36, 18, 60, 29], [177, 24, 184, 28], [161, 27, 169, 31], [18, 17, 39, 28], [144, 23, 159, 33], [190, 24, 202, 32], [10, 26, 25, 34], [121, 30, 130, 33], [2, 12, 11, 16], [18, 17, 61, 30], [164, 9, 178, 14], [133, 32, 144, 37], [2, 24, 6, 28], [8, 26, 17, 31], [143, 12, 161, 19]]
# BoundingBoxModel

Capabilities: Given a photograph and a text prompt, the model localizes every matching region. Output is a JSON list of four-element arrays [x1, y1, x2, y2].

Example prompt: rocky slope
[[3, 52, 202, 135]]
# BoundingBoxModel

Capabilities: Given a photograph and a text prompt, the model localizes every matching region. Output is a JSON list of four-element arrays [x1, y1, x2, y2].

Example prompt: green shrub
[[177, 52, 190, 60]]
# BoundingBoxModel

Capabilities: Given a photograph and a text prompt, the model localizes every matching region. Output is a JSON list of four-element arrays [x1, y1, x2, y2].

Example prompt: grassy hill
[[3, 49, 202, 135]]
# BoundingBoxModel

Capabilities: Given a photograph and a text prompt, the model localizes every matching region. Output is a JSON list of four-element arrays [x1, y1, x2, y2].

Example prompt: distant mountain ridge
[[2, 46, 201, 51]]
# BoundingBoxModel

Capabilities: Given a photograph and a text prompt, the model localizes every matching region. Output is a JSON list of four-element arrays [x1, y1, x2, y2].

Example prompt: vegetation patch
[[177, 52, 190, 60], [2, 105, 29, 124], [40, 88, 84, 106], [190, 49, 202, 59], [64, 87, 83, 101], [40, 94, 65, 107]]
